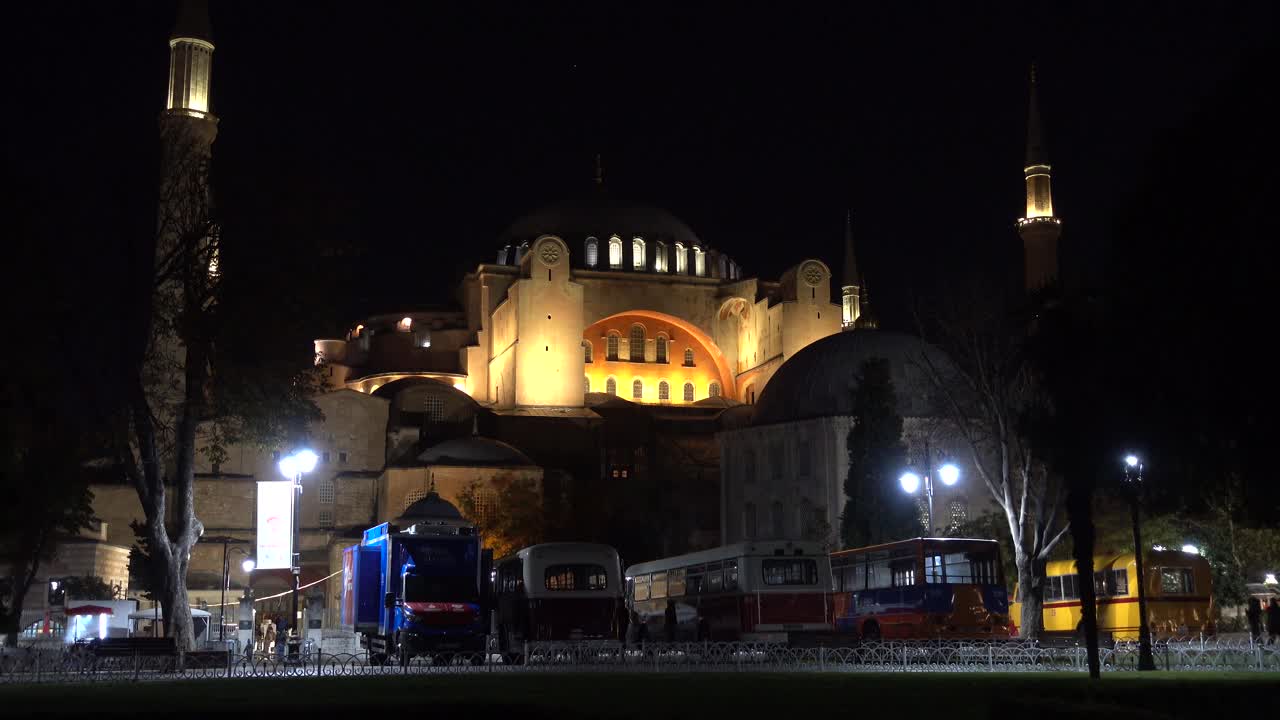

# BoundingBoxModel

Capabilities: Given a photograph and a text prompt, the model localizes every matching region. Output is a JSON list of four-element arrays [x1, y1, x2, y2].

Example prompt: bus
[[1011, 549, 1215, 640], [493, 543, 625, 655], [625, 541, 832, 644], [830, 538, 1013, 640]]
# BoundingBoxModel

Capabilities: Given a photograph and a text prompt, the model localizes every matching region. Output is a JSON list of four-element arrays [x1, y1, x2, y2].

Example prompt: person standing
[[664, 599, 678, 643], [1246, 598, 1263, 644], [263, 616, 277, 656], [1267, 598, 1280, 645]]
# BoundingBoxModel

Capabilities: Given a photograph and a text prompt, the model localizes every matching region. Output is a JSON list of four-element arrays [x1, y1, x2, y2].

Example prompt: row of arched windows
[[585, 376, 721, 402], [497, 239, 742, 280], [590, 326, 692, 367]]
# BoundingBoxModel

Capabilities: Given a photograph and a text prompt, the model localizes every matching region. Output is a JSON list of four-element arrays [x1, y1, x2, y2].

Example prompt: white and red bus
[[493, 543, 625, 655], [625, 541, 833, 644]]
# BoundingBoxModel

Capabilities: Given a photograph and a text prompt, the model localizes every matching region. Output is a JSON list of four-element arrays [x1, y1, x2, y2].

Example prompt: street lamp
[[241, 557, 256, 574], [278, 448, 317, 657], [1121, 453, 1156, 671], [899, 440, 961, 534]]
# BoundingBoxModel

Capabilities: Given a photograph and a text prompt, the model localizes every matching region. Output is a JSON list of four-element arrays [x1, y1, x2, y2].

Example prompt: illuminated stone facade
[[315, 190, 843, 413]]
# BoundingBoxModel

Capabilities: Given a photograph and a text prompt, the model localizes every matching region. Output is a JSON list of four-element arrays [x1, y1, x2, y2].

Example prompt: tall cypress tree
[[840, 358, 913, 549]]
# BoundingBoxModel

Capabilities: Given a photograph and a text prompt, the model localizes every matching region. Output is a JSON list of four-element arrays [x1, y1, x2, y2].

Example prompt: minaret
[[841, 211, 862, 329], [158, 0, 218, 283], [1017, 65, 1062, 291]]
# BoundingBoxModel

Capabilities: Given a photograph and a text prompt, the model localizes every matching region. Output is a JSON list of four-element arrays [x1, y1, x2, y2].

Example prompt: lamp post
[[1122, 454, 1156, 671], [899, 440, 961, 534], [201, 536, 253, 644], [278, 449, 317, 657]]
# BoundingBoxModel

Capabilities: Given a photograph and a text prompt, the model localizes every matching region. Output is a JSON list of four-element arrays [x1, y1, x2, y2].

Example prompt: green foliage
[[839, 358, 913, 549], [949, 510, 1018, 589], [458, 477, 546, 559], [59, 576, 118, 601]]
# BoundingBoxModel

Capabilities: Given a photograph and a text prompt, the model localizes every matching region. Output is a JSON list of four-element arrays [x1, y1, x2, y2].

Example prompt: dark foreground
[[3, 672, 1276, 719]]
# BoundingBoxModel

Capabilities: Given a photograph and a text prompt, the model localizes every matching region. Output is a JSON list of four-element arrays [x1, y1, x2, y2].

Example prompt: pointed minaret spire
[[1017, 64, 1062, 292], [840, 210, 863, 330]]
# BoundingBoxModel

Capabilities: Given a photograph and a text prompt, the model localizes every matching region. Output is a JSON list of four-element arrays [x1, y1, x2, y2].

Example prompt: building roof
[[500, 187, 703, 250], [398, 491, 464, 523], [417, 436, 536, 467], [751, 329, 957, 426]]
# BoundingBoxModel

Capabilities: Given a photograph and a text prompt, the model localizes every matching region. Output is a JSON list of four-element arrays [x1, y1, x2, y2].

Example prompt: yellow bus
[[1011, 550, 1215, 640]]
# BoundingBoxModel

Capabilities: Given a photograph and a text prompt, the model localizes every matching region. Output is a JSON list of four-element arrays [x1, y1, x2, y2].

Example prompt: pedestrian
[[1246, 597, 1263, 644], [636, 610, 649, 644], [1267, 598, 1280, 645], [664, 599, 677, 643], [263, 616, 277, 656], [625, 609, 639, 647], [275, 615, 288, 660]]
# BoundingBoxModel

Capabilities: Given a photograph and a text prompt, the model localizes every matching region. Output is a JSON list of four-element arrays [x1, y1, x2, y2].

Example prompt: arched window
[[694, 246, 706, 276], [632, 237, 646, 270], [771, 501, 785, 538], [656, 336, 668, 363], [605, 377, 617, 396], [683, 348, 695, 367], [583, 341, 593, 363], [632, 378, 643, 400], [658, 380, 670, 401], [608, 236, 623, 269], [584, 376, 591, 394], [948, 498, 968, 533], [655, 241, 667, 272], [683, 382, 695, 402], [744, 502, 757, 539], [708, 381, 721, 398], [675, 242, 687, 274], [515, 241, 529, 264], [584, 237, 598, 268], [719, 255, 728, 278], [424, 394, 445, 422], [606, 333, 620, 361], [629, 325, 645, 362]]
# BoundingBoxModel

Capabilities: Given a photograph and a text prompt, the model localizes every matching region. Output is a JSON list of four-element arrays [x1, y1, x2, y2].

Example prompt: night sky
[[5, 0, 1273, 332]]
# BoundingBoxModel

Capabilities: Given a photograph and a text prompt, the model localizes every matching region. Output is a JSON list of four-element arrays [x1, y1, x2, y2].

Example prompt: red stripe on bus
[[1041, 596, 1209, 609]]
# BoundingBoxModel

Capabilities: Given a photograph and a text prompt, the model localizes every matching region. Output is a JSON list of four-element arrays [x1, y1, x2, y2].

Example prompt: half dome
[[417, 436, 536, 467]]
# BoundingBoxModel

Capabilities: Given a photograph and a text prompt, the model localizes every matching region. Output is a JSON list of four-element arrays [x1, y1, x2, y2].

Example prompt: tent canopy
[[127, 608, 212, 620], [66, 605, 115, 616]]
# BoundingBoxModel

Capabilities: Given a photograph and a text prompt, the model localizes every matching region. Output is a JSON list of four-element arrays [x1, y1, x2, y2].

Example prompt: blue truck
[[341, 519, 491, 664]]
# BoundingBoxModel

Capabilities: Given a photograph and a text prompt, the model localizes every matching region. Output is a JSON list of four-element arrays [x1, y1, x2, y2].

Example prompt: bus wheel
[[862, 622, 881, 641]]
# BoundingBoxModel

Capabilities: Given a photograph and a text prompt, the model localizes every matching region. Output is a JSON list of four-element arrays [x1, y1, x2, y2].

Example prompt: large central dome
[[492, 187, 740, 279], [500, 188, 702, 249]]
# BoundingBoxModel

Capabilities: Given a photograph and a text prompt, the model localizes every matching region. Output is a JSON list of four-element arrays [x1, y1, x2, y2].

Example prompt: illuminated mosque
[[32, 2, 1061, 643]]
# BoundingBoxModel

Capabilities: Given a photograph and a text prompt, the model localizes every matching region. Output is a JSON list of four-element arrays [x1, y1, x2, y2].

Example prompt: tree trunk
[[1016, 559, 1045, 639], [146, 510, 198, 651], [2, 582, 31, 648]]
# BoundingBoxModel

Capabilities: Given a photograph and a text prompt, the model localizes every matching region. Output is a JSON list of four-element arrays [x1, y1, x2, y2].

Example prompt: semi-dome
[[417, 436, 535, 467], [752, 329, 957, 426], [493, 188, 742, 279], [398, 491, 464, 523]]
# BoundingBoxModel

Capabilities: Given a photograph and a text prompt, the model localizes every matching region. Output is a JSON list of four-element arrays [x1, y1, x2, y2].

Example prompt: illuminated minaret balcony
[[167, 36, 214, 119], [1017, 66, 1062, 291]]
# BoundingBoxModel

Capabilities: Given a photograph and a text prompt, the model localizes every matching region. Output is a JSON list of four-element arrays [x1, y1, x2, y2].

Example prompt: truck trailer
[[341, 519, 491, 664]]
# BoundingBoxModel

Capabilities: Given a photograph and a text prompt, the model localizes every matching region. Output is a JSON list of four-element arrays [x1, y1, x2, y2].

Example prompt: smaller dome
[[417, 437, 535, 467], [398, 491, 464, 524]]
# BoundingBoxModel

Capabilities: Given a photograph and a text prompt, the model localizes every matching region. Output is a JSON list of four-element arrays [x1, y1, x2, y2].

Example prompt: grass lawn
[[3, 672, 1276, 719]]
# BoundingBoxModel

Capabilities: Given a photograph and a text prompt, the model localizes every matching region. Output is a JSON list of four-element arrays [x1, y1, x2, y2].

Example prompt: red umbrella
[[65, 605, 115, 616]]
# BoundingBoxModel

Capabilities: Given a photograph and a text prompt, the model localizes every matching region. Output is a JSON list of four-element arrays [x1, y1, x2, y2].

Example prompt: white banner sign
[[256, 481, 294, 570]]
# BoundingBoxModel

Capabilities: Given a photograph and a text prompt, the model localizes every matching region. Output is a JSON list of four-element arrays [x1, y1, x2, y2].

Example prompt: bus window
[[1044, 576, 1062, 602], [633, 574, 651, 601], [1112, 569, 1128, 596], [706, 562, 724, 593], [868, 553, 892, 590], [943, 551, 997, 584], [1093, 570, 1109, 596], [545, 564, 609, 591], [1160, 568, 1194, 594], [724, 559, 739, 591], [651, 571, 669, 599], [687, 566, 705, 595], [890, 559, 915, 588], [669, 568, 687, 597], [763, 559, 818, 586], [925, 554, 943, 583]]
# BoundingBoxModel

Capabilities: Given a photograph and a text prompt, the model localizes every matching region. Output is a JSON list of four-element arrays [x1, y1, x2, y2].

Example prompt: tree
[[0, 341, 97, 646], [916, 288, 1069, 640], [109, 119, 322, 650], [458, 477, 546, 559], [839, 358, 913, 549]]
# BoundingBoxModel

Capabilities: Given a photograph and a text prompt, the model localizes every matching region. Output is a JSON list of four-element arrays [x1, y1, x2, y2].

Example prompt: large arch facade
[[583, 309, 736, 403]]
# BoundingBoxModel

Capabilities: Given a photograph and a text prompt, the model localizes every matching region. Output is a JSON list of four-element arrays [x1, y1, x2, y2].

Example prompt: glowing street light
[[241, 557, 257, 574], [1265, 573, 1277, 585], [1120, 452, 1156, 671], [278, 448, 317, 657], [899, 441, 961, 534], [1181, 544, 1199, 555]]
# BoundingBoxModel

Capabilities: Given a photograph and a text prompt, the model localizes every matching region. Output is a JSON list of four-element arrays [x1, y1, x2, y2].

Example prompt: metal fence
[[2, 638, 1277, 684]]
